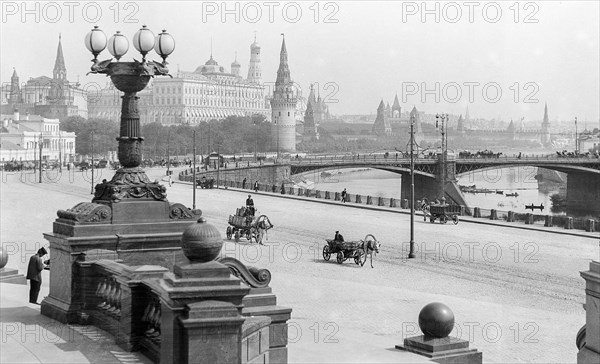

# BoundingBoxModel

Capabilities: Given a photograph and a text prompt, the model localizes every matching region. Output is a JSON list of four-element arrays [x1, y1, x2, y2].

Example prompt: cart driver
[[245, 195, 255, 216], [334, 231, 344, 242]]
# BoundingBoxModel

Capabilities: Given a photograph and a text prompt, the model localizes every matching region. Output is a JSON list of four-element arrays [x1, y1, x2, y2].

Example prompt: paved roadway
[[1, 167, 599, 363]]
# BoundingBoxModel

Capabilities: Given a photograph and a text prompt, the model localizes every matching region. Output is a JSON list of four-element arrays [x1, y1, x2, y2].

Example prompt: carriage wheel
[[226, 226, 232, 240], [452, 215, 459, 225], [336, 251, 345, 264], [234, 230, 240, 242], [323, 245, 331, 261], [354, 250, 364, 265], [441, 215, 448, 224]]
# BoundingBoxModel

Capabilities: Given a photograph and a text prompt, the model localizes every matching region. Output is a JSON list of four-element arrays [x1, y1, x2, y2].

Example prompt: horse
[[252, 215, 274, 245], [359, 234, 381, 268]]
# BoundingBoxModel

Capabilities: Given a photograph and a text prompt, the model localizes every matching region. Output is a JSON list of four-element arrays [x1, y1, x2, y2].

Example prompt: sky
[[1, 0, 599, 124]]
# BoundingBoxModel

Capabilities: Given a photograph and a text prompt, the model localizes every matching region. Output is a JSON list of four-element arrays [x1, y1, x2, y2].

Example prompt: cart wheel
[[226, 226, 232, 240], [336, 251, 345, 264], [441, 215, 448, 224], [323, 245, 331, 261], [452, 215, 459, 225], [234, 230, 240, 242]]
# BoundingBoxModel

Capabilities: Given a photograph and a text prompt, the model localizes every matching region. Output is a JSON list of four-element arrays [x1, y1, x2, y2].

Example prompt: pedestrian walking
[[254, 181, 259, 192], [168, 175, 173, 187], [242, 178, 247, 189], [341, 188, 347, 203], [27, 247, 48, 304]]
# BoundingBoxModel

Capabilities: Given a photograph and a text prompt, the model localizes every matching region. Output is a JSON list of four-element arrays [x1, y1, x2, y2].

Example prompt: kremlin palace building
[[88, 38, 272, 125]]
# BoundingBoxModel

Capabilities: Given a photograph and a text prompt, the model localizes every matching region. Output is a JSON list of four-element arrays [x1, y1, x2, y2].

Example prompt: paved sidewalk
[[0, 283, 152, 364]]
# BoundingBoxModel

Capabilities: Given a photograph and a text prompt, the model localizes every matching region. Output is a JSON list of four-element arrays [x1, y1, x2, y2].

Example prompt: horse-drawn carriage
[[197, 177, 215, 189], [428, 203, 461, 224], [322, 234, 381, 267], [226, 206, 273, 244]]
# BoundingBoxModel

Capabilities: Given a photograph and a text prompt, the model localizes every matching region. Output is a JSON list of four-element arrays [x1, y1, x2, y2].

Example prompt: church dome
[[205, 56, 218, 66]]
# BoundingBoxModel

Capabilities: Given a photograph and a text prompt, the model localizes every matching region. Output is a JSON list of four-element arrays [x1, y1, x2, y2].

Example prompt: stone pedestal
[[148, 260, 250, 364], [578, 261, 600, 363], [41, 199, 200, 324], [490, 209, 498, 220], [545, 215, 553, 227], [397, 335, 482, 364], [0, 268, 26, 285]]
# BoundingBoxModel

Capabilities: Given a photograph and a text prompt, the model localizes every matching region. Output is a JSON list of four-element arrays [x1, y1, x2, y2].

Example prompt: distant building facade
[[0, 109, 76, 163], [1, 35, 88, 119], [87, 38, 270, 125]]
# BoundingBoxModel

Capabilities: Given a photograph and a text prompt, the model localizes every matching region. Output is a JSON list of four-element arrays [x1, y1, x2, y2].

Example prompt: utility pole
[[166, 128, 171, 176], [408, 114, 416, 259], [90, 131, 94, 194], [436, 114, 448, 200], [575, 117, 578, 153], [38, 133, 43, 183], [193, 130, 197, 210]]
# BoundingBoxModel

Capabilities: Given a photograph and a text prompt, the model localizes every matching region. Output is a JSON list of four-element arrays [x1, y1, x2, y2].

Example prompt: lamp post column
[[575, 117, 578, 153], [408, 115, 416, 259], [38, 133, 43, 183]]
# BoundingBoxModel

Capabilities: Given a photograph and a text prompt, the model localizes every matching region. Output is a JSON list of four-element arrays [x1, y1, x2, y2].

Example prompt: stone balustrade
[[73, 254, 291, 364]]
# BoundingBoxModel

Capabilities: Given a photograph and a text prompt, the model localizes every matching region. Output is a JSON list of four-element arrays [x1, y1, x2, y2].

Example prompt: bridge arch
[[290, 164, 436, 179], [456, 163, 600, 178]]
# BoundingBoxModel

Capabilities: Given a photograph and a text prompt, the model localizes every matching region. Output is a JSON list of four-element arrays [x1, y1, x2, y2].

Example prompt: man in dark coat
[[246, 195, 255, 216], [27, 247, 47, 304]]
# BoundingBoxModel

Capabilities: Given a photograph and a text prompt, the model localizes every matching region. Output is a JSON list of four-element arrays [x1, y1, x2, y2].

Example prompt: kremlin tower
[[271, 34, 298, 152]]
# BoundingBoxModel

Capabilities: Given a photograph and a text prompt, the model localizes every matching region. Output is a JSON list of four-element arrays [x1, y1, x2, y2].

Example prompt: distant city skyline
[[1, 1, 598, 122]]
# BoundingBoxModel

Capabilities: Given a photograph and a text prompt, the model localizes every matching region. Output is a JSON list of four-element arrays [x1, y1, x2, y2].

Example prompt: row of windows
[[153, 97, 264, 108], [25, 140, 74, 150]]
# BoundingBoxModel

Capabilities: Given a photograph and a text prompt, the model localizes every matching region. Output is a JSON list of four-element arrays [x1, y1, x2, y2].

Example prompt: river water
[[302, 167, 576, 216]]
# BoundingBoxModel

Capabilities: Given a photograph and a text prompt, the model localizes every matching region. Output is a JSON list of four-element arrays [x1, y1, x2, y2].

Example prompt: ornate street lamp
[[85, 25, 174, 202]]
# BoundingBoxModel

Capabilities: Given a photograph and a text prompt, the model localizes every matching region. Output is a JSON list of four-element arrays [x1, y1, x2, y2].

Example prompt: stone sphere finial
[[181, 217, 223, 262], [418, 302, 455, 338], [0, 246, 8, 269]]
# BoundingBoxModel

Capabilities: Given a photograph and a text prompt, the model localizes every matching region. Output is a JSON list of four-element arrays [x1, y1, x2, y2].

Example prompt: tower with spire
[[409, 106, 424, 142], [392, 93, 401, 118], [372, 100, 392, 136], [306, 83, 330, 125], [53, 34, 67, 81], [271, 35, 298, 152], [303, 101, 318, 141], [541, 103, 551, 145], [231, 52, 241, 77], [247, 33, 262, 84], [456, 114, 465, 135], [8, 68, 21, 105]]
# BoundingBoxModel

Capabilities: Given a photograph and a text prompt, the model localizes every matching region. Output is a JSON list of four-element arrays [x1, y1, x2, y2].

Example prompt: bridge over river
[[288, 154, 600, 215]]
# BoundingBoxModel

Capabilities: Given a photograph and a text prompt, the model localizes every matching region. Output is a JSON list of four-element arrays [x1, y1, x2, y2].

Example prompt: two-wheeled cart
[[322, 239, 365, 265], [226, 206, 273, 244], [429, 204, 461, 224]]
